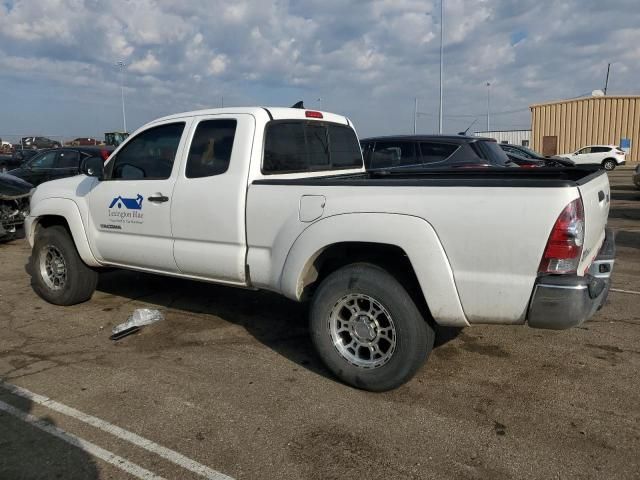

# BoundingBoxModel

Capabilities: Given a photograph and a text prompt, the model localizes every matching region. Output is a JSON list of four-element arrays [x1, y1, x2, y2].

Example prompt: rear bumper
[[527, 228, 615, 330]]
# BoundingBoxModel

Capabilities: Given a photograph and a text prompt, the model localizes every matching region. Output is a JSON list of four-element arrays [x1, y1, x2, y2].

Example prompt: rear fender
[[281, 213, 469, 327]]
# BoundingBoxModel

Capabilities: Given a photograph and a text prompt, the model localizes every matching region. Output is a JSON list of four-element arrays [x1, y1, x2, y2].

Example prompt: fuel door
[[299, 195, 326, 223]]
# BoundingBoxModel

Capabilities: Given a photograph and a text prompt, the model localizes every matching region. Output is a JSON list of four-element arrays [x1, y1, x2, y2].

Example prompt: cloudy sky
[[0, 0, 639, 141]]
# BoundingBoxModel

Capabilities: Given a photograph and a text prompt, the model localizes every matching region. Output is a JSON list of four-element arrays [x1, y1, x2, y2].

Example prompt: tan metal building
[[530, 95, 640, 163]]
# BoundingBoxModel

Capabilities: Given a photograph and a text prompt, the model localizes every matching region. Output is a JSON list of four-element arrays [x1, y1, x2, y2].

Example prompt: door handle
[[148, 195, 169, 203]]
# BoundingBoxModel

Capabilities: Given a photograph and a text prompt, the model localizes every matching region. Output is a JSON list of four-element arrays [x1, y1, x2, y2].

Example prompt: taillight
[[538, 198, 585, 274], [100, 149, 110, 161], [305, 110, 323, 119]]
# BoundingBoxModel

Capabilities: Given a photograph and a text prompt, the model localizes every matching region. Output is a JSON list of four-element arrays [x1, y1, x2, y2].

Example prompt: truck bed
[[247, 165, 609, 327], [253, 166, 604, 188]]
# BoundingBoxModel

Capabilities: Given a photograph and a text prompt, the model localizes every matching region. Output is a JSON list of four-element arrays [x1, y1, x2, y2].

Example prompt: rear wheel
[[602, 158, 617, 171], [309, 263, 434, 391], [30, 225, 98, 305]]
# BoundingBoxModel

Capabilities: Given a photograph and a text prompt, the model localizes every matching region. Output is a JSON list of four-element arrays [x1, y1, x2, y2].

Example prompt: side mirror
[[80, 156, 104, 179]]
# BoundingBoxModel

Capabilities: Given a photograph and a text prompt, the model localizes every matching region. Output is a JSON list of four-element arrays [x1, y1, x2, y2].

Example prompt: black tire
[[602, 158, 617, 171], [30, 225, 98, 305], [309, 263, 434, 391]]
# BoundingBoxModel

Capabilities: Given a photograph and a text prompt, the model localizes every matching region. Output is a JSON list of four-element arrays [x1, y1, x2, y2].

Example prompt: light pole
[[116, 61, 127, 133], [438, 0, 444, 134], [486, 82, 491, 131]]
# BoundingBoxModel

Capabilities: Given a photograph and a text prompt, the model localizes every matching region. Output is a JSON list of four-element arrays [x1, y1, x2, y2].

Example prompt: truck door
[[85, 120, 190, 272], [171, 114, 255, 284]]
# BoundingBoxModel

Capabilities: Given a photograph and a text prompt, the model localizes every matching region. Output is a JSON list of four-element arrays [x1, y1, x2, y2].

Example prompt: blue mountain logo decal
[[109, 194, 143, 210]]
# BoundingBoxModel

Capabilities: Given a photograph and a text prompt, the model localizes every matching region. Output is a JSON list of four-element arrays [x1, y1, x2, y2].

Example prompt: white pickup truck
[[26, 107, 615, 391]]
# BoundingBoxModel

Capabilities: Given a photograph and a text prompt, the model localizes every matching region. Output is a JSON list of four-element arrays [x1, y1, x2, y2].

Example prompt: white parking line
[[610, 288, 640, 296], [0, 399, 165, 480], [0, 382, 234, 480]]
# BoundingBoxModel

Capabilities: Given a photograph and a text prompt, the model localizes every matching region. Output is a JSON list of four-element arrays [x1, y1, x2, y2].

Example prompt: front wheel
[[309, 263, 434, 391], [602, 159, 617, 171], [30, 225, 98, 305]]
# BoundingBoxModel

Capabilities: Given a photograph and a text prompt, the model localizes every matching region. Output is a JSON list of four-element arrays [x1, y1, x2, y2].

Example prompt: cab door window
[[185, 120, 237, 178], [109, 123, 185, 180]]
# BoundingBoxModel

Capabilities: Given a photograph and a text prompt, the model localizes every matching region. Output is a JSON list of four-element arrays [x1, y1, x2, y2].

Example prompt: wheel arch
[[280, 213, 469, 327], [28, 198, 100, 267]]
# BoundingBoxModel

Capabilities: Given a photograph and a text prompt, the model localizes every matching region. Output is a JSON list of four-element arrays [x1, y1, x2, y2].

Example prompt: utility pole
[[221, 95, 224, 108], [438, 0, 444, 134], [116, 61, 127, 133], [414, 97, 418, 134], [604, 63, 611, 95], [486, 82, 491, 131]]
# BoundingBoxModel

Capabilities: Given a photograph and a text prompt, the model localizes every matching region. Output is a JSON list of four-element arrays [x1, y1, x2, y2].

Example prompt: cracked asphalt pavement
[[1, 167, 639, 479]]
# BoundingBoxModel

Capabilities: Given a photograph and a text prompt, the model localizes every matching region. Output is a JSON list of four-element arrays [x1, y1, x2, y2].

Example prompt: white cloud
[[0, 0, 638, 136], [129, 52, 161, 74], [208, 54, 228, 76]]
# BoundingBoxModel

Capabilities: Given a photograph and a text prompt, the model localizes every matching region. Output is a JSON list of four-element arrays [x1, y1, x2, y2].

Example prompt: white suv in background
[[561, 145, 626, 170]]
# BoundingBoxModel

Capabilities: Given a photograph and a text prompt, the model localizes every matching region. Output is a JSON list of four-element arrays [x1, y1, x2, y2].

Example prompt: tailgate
[[577, 170, 610, 274]]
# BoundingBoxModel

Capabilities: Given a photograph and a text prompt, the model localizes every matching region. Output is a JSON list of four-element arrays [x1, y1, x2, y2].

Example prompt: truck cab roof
[[151, 107, 351, 127]]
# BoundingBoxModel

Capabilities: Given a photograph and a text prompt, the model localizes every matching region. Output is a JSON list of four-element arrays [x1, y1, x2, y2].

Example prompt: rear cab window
[[263, 121, 362, 174]]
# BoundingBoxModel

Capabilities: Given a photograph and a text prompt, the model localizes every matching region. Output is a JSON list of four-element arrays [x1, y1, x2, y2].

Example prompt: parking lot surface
[[1, 167, 639, 479]]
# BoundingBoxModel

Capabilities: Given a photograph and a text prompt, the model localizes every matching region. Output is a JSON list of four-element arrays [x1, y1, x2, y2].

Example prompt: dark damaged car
[[0, 173, 32, 241]]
